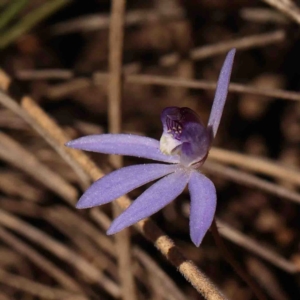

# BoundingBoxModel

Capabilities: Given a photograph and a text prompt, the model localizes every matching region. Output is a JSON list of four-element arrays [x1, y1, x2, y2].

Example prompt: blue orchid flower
[[66, 49, 235, 246]]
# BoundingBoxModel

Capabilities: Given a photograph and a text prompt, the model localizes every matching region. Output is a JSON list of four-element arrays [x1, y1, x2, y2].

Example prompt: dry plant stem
[[0, 73, 227, 299], [124, 74, 300, 102], [240, 7, 289, 24], [159, 30, 285, 67], [53, 206, 115, 254], [0, 227, 82, 292], [0, 249, 26, 270], [261, 0, 300, 25], [209, 148, 300, 187], [0, 209, 120, 298], [50, 8, 184, 35], [133, 247, 187, 300], [0, 269, 87, 300], [190, 30, 285, 61], [216, 220, 297, 274], [0, 171, 42, 202], [50, 24, 284, 66], [55, 206, 188, 300], [0, 293, 9, 300], [18, 28, 286, 88], [246, 258, 290, 300], [203, 161, 300, 205], [45, 210, 118, 277], [211, 220, 267, 300], [0, 197, 43, 218], [108, 0, 124, 139], [6, 197, 185, 300], [90, 207, 223, 300], [0, 71, 91, 188], [18, 69, 300, 102], [0, 131, 77, 203], [108, 1, 137, 299], [181, 200, 297, 281]]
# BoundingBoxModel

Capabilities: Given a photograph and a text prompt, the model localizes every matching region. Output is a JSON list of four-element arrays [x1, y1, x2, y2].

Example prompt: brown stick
[[203, 161, 300, 205], [0, 209, 120, 297], [0, 268, 87, 300], [209, 148, 300, 187], [261, 0, 300, 25], [108, 1, 137, 300], [18, 69, 300, 102], [216, 219, 297, 274], [0, 226, 82, 292]]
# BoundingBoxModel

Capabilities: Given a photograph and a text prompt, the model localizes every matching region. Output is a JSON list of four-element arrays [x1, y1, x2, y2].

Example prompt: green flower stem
[[0, 0, 28, 31], [0, 0, 71, 49]]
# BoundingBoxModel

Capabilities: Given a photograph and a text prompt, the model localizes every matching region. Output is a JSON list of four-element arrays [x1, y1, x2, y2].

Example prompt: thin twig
[[108, 0, 124, 164], [50, 8, 184, 35], [0, 131, 78, 203], [18, 70, 300, 102], [124, 74, 300, 102], [0, 71, 91, 188], [44, 209, 118, 278], [0, 209, 121, 298], [18, 28, 285, 78], [52, 206, 115, 255], [53, 206, 190, 300], [261, 0, 300, 25], [0, 226, 82, 292], [209, 148, 300, 187], [0, 171, 42, 202], [217, 220, 298, 274], [0, 269, 88, 300], [159, 30, 284, 66], [246, 258, 290, 300], [240, 7, 289, 24], [133, 247, 187, 300], [203, 161, 300, 204], [189, 30, 285, 61], [108, 1, 137, 300], [211, 220, 268, 300]]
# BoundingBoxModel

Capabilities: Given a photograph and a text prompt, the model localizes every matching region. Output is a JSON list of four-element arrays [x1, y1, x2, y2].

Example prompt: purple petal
[[76, 163, 178, 208], [66, 134, 180, 163], [188, 170, 216, 247], [107, 168, 190, 235], [208, 49, 236, 138]]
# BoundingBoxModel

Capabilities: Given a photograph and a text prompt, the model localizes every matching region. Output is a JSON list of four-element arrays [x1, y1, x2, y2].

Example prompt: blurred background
[[0, 0, 300, 299]]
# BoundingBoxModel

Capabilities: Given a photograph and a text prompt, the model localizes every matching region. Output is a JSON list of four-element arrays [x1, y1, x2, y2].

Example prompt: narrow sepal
[[66, 134, 180, 163], [76, 163, 178, 208], [188, 170, 217, 247], [208, 49, 235, 138], [107, 169, 190, 234]]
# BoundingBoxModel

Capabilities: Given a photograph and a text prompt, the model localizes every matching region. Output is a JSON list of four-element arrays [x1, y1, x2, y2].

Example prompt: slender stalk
[[108, 1, 137, 300], [261, 0, 300, 25], [211, 219, 267, 300]]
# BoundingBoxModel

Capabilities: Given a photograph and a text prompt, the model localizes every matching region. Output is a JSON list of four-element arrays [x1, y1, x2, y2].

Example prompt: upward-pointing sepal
[[208, 48, 236, 138]]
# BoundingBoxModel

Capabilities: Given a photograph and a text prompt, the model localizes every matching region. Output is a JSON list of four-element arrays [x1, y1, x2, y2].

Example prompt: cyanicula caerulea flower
[[66, 49, 235, 246]]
